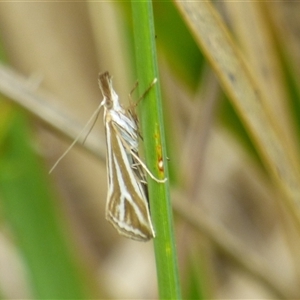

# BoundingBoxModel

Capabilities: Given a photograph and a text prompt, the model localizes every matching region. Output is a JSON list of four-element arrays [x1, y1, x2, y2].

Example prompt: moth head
[[99, 71, 118, 110]]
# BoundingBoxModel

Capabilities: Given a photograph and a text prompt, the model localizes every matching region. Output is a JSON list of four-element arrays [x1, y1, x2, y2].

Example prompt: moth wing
[[104, 118, 154, 241]]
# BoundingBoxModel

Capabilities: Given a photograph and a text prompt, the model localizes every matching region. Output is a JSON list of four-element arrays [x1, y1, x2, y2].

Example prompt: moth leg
[[112, 122, 167, 183], [128, 80, 139, 106]]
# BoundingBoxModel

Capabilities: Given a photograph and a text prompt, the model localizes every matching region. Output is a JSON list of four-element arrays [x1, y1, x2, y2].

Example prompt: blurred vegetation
[[0, 1, 299, 299]]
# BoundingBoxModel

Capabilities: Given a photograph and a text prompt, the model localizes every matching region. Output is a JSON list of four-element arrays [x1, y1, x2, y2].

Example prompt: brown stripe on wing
[[106, 192, 153, 241], [105, 119, 154, 241]]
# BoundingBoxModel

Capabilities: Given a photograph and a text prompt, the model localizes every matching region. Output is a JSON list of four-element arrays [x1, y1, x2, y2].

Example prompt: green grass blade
[[131, 1, 181, 299]]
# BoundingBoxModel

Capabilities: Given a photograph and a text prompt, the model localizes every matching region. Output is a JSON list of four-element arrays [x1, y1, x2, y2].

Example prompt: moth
[[50, 72, 165, 241], [98, 72, 165, 241]]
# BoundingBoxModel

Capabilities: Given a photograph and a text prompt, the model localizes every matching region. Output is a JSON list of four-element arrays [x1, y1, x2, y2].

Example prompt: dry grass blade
[[175, 1, 300, 227], [224, 2, 295, 148], [0, 64, 106, 163]]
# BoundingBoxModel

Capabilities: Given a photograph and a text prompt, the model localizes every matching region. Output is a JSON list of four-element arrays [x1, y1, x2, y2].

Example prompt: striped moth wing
[[99, 72, 155, 241]]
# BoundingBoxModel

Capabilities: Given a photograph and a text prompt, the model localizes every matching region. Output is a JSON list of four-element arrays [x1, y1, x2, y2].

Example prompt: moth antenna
[[82, 105, 102, 145], [49, 102, 103, 174]]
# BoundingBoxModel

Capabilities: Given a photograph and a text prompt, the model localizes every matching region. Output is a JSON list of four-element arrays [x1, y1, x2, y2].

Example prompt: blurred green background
[[0, 1, 300, 299]]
